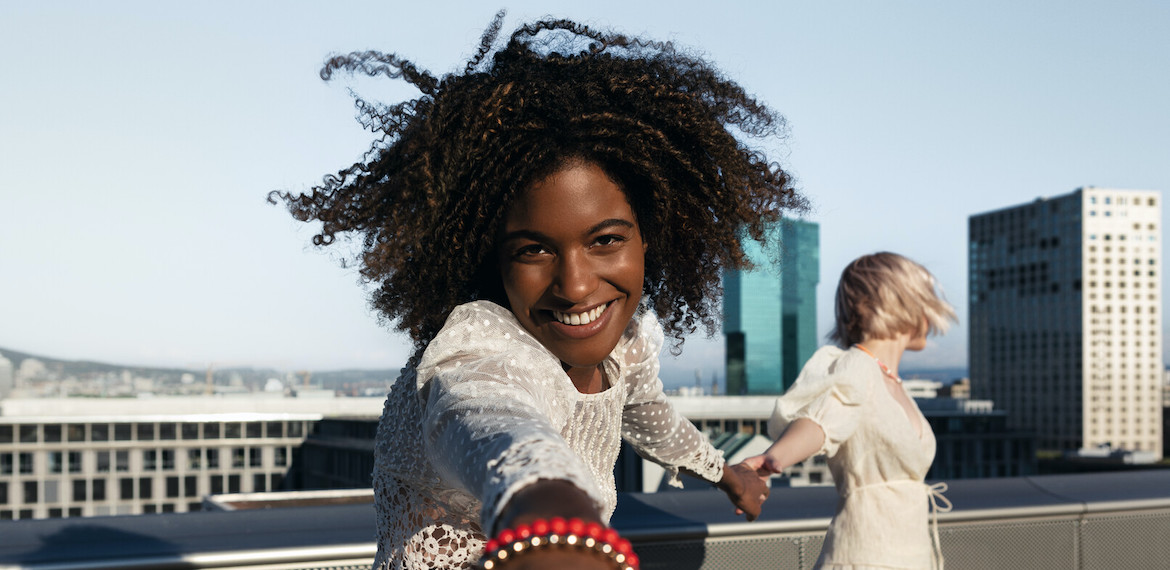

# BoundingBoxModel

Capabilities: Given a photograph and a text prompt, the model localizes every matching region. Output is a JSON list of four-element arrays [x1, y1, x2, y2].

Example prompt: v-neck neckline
[[875, 366, 925, 441]]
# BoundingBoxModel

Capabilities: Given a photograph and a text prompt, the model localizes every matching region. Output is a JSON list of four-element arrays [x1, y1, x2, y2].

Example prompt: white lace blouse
[[371, 301, 726, 570]]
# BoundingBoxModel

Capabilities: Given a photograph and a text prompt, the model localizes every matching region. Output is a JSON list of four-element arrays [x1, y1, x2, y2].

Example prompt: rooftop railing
[[1, 470, 1167, 570]]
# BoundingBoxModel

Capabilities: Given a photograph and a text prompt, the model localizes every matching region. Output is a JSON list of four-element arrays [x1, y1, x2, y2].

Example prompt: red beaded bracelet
[[478, 517, 640, 570]]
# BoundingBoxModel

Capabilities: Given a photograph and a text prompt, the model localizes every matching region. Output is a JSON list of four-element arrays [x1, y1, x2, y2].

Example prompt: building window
[[184, 476, 197, 497], [138, 424, 155, 441], [23, 481, 37, 503], [162, 450, 175, 471], [166, 477, 180, 499], [232, 448, 245, 468], [139, 478, 153, 500], [249, 448, 262, 468], [181, 424, 200, 440], [253, 474, 266, 492], [120, 478, 134, 500], [20, 425, 37, 443], [44, 424, 62, 442], [266, 422, 284, 438], [188, 449, 202, 470], [274, 447, 288, 467], [91, 424, 109, 442], [159, 424, 176, 441], [144, 450, 158, 471], [68, 451, 82, 473], [116, 451, 130, 472], [93, 479, 106, 502], [225, 423, 242, 439], [114, 423, 132, 441], [96, 451, 111, 473], [0, 453, 11, 475], [207, 449, 220, 469], [204, 423, 220, 439], [19, 453, 33, 474], [72, 479, 87, 502], [67, 424, 86, 442], [246, 423, 262, 439], [49, 451, 63, 474]]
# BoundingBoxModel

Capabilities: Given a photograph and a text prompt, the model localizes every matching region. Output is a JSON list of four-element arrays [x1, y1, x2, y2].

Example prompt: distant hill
[[0, 346, 195, 379], [0, 346, 398, 390]]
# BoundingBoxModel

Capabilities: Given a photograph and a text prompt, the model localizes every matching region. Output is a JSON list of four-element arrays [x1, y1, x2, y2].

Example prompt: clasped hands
[[715, 455, 782, 522]]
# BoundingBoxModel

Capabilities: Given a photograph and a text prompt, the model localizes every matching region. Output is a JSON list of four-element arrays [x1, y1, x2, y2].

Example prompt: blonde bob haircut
[[829, 252, 957, 347]]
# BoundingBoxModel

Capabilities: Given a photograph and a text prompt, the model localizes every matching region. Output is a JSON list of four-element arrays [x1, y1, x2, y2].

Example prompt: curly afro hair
[[272, 13, 806, 351]]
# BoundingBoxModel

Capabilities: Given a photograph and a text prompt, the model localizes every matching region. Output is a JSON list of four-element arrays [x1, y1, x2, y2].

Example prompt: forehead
[[504, 162, 636, 228]]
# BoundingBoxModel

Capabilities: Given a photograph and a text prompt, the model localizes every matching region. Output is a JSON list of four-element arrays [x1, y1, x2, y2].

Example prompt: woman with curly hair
[[742, 252, 957, 569], [273, 13, 804, 570]]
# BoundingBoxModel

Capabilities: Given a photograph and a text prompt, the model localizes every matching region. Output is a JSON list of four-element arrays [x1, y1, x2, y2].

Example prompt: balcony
[[0, 470, 1167, 570]]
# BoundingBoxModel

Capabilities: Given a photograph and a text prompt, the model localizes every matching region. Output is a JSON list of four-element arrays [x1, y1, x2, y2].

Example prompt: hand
[[716, 462, 770, 521], [739, 453, 785, 477], [497, 549, 614, 570]]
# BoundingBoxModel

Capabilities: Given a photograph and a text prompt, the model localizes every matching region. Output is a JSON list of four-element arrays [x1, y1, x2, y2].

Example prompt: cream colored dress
[[769, 346, 948, 570], [370, 301, 726, 570]]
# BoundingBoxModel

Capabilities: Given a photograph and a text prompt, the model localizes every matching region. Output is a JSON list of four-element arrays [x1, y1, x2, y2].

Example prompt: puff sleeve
[[768, 346, 873, 457]]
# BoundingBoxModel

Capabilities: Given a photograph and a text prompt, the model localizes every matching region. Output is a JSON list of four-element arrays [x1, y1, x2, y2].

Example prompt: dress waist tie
[[927, 482, 953, 570]]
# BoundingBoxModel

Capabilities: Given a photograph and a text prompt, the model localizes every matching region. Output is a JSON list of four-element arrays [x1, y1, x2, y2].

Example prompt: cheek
[[618, 251, 646, 297], [499, 264, 545, 308]]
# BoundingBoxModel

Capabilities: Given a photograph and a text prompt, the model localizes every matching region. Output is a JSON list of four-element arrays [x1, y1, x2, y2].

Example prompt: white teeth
[[554, 303, 608, 325]]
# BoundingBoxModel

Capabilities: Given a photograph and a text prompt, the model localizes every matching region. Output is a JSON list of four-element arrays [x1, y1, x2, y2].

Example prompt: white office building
[[0, 395, 385, 521], [969, 187, 1163, 458]]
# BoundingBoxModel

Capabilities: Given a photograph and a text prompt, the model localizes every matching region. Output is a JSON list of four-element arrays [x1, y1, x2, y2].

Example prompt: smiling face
[[497, 161, 646, 391]]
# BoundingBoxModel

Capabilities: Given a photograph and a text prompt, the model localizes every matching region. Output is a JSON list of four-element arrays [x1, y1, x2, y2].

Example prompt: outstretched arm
[[492, 480, 613, 570], [738, 418, 826, 477]]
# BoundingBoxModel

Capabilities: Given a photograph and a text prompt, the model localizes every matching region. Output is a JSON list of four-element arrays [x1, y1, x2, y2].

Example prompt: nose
[[553, 250, 599, 303]]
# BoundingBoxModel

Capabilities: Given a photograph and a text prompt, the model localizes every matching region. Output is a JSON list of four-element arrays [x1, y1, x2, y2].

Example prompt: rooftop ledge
[[1, 470, 1168, 570]]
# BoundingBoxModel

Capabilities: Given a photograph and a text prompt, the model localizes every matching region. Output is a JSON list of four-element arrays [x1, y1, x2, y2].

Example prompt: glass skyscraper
[[723, 219, 820, 395]]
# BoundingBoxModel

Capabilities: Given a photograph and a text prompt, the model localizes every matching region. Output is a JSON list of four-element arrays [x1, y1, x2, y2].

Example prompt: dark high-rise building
[[969, 187, 1163, 458]]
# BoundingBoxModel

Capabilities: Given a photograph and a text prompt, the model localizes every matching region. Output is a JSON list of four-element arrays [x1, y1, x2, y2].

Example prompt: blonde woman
[[740, 252, 957, 569]]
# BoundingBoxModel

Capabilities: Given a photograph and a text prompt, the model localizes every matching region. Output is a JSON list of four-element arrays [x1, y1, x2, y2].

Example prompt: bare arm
[[738, 418, 826, 476], [492, 480, 614, 570]]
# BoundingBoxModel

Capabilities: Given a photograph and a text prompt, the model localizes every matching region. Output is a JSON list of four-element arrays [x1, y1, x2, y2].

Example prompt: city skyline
[[2, 2, 1168, 379]]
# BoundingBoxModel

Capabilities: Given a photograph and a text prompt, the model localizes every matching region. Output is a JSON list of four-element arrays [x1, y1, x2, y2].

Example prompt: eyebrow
[[499, 218, 635, 243]]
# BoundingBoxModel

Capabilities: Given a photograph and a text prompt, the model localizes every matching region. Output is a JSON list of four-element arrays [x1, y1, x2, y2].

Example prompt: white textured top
[[371, 301, 726, 570], [770, 345, 943, 570]]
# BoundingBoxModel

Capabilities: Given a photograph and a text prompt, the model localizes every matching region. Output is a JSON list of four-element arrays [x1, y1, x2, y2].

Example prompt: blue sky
[[2, 1, 1168, 384]]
